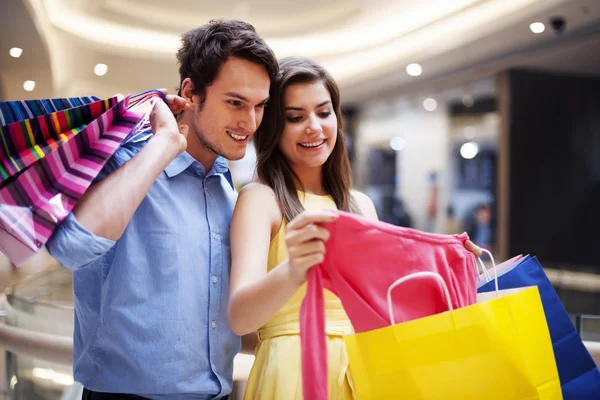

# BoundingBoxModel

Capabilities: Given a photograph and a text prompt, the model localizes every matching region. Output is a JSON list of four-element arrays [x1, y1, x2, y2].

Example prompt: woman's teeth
[[300, 140, 324, 148]]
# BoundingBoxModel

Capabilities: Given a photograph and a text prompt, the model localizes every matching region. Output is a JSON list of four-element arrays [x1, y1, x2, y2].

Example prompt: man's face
[[189, 56, 271, 161]]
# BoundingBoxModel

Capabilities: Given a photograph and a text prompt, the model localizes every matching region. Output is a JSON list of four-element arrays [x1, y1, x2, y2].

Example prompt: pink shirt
[[300, 211, 478, 399]]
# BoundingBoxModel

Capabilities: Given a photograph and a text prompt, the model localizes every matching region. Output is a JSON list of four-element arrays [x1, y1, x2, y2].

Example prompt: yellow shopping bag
[[344, 271, 561, 399]]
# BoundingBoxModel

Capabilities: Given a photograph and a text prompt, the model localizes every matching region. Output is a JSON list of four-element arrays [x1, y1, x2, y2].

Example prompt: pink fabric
[[300, 211, 478, 399]]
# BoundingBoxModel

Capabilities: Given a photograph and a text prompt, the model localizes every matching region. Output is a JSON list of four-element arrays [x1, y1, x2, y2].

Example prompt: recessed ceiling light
[[423, 98, 437, 111], [462, 94, 474, 107], [94, 63, 108, 76], [389, 137, 405, 151], [23, 80, 36, 91], [530, 22, 545, 34], [406, 63, 423, 77], [460, 142, 479, 159], [9, 47, 23, 58]]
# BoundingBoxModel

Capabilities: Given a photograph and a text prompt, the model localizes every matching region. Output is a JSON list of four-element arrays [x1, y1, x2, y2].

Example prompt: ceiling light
[[406, 63, 423, 77], [23, 80, 36, 91], [423, 98, 437, 111], [460, 142, 479, 159], [32, 368, 52, 379], [462, 94, 474, 107], [389, 137, 405, 151], [9, 47, 23, 58], [530, 22, 545, 34], [94, 63, 108, 76]]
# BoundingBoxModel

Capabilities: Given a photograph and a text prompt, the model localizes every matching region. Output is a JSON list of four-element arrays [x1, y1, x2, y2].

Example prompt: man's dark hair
[[176, 20, 278, 101]]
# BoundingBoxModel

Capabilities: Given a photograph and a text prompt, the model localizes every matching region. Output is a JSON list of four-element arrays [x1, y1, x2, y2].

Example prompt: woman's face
[[278, 80, 337, 171]]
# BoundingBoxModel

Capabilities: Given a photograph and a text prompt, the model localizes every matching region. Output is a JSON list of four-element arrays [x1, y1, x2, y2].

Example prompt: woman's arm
[[228, 183, 337, 336]]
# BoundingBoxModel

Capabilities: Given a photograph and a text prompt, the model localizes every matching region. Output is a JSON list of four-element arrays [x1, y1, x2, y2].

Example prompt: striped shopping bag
[[0, 90, 166, 186], [0, 97, 117, 187], [0, 96, 145, 265], [0, 96, 100, 125]]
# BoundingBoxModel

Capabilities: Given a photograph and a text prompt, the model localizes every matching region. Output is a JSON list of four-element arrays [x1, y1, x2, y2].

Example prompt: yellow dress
[[243, 192, 356, 400]]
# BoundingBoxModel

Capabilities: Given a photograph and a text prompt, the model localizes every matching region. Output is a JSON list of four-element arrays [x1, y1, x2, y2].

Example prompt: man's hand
[[157, 88, 191, 115], [150, 100, 189, 155]]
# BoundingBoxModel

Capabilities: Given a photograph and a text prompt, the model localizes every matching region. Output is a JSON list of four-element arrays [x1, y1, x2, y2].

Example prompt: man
[[465, 203, 494, 252], [46, 20, 278, 399]]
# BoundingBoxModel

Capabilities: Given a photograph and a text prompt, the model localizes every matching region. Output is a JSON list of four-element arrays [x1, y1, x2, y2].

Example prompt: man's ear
[[180, 78, 200, 105]]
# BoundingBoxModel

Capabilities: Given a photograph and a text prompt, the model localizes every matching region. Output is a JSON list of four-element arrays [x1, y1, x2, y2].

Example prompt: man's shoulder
[[110, 132, 153, 164]]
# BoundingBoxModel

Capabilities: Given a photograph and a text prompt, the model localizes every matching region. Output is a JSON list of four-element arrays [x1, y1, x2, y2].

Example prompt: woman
[[227, 57, 480, 399]]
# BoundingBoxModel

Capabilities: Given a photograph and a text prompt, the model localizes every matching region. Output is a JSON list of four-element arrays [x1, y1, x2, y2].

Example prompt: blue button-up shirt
[[46, 137, 240, 399]]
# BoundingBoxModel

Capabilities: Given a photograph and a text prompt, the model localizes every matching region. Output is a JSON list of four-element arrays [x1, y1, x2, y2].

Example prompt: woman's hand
[[284, 210, 338, 283], [465, 240, 483, 258]]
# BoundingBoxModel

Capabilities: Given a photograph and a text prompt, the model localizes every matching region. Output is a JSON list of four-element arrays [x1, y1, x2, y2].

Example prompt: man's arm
[[46, 100, 188, 269]]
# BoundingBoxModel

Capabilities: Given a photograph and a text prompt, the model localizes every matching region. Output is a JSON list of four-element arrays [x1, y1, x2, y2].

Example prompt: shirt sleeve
[[46, 145, 136, 270]]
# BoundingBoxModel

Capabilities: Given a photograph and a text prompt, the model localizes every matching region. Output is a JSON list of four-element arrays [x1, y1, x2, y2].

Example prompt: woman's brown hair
[[254, 57, 361, 222]]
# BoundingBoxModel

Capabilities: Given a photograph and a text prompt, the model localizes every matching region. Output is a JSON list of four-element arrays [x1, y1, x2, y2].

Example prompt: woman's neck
[[292, 164, 326, 195]]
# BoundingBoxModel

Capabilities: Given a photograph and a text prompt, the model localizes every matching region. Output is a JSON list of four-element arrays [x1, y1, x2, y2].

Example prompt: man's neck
[[186, 138, 218, 173], [178, 111, 218, 173]]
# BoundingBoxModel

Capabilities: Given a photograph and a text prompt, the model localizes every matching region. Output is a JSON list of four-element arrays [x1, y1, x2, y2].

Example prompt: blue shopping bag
[[479, 256, 600, 399]]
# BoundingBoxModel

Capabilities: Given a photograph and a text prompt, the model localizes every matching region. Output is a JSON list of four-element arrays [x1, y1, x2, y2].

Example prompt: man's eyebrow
[[224, 92, 249, 101], [225, 92, 270, 104]]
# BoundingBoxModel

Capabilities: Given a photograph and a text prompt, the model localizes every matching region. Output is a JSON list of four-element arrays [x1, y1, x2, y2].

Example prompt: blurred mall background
[[0, 0, 599, 398]]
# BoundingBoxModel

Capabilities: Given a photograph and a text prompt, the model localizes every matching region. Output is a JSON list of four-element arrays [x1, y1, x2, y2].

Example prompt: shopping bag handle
[[477, 258, 491, 282], [387, 271, 453, 326], [478, 248, 499, 293]]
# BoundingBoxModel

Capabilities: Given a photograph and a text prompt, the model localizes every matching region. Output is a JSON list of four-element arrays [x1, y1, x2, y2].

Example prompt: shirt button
[[211, 321, 216, 329], [212, 276, 218, 284], [211, 233, 218, 239]]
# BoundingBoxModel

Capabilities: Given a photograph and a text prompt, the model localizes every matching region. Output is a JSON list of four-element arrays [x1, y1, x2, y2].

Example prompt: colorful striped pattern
[[0, 97, 118, 186], [0, 96, 99, 126], [0, 97, 143, 266], [122, 89, 168, 145]]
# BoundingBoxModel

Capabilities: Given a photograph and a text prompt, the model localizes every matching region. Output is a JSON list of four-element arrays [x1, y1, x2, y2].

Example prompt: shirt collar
[[164, 153, 231, 180], [164, 151, 196, 178], [211, 156, 229, 175]]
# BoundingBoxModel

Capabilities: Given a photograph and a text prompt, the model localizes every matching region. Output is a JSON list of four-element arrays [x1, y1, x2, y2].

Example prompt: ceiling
[[1, 0, 599, 106]]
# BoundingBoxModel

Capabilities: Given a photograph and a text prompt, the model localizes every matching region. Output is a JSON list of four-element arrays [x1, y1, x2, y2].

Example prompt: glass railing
[[8, 265, 73, 307], [0, 265, 251, 399], [2, 265, 78, 400], [575, 314, 600, 342], [0, 264, 598, 399]]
